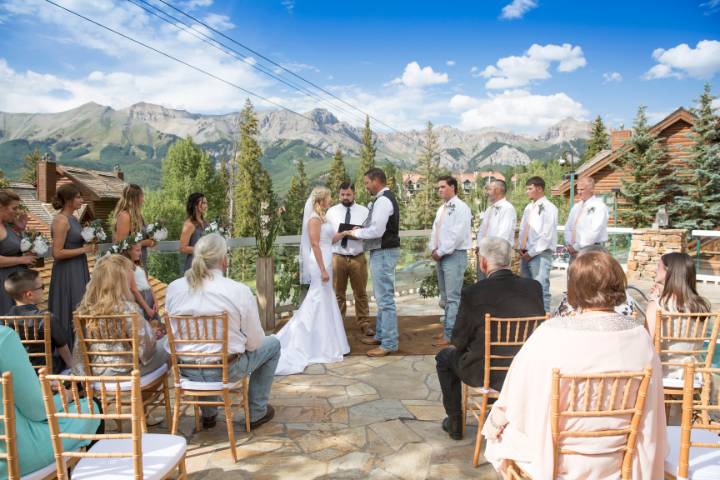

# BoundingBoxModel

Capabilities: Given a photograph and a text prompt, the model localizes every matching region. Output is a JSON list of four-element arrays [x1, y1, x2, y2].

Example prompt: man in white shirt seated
[[430, 175, 472, 347], [476, 179, 516, 280], [165, 233, 280, 430], [518, 176, 558, 312], [563, 177, 609, 261], [326, 181, 373, 336]]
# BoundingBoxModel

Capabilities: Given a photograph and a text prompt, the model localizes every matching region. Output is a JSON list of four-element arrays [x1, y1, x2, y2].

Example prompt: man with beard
[[326, 181, 372, 336]]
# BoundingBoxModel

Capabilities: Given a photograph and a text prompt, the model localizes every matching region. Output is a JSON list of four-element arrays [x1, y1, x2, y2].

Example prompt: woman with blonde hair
[[274, 186, 350, 375], [111, 184, 156, 267], [71, 254, 167, 377]]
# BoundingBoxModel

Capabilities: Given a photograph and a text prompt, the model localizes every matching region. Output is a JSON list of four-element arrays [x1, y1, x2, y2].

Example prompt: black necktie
[[341, 206, 351, 248]]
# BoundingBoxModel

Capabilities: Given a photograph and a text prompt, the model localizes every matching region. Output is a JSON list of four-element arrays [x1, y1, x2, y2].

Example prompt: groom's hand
[[431, 250, 442, 261]]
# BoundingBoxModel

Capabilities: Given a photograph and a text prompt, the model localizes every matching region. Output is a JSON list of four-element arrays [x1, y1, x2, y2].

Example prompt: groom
[[344, 167, 401, 357]]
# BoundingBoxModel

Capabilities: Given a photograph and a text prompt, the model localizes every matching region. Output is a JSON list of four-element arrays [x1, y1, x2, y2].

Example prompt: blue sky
[[0, 0, 718, 133]]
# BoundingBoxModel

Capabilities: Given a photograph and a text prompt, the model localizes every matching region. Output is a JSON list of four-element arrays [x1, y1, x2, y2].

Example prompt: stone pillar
[[626, 229, 687, 281]]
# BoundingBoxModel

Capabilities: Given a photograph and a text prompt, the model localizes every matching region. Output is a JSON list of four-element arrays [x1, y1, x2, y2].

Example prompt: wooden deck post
[[256, 256, 276, 331]]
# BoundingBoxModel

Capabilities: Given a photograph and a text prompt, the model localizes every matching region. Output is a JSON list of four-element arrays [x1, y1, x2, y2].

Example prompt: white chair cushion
[[177, 377, 244, 391], [512, 460, 540, 479], [72, 433, 186, 480], [666, 425, 720, 480], [467, 387, 498, 395], [93, 364, 168, 391], [664, 373, 702, 390], [22, 461, 57, 480]]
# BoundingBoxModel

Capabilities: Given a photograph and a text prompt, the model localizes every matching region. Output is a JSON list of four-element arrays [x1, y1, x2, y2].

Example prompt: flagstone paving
[[153, 355, 500, 479]]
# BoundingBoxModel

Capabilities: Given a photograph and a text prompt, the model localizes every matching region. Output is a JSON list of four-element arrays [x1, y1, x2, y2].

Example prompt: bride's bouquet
[[81, 219, 107, 243], [143, 220, 168, 243], [203, 219, 230, 238], [20, 230, 50, 257]]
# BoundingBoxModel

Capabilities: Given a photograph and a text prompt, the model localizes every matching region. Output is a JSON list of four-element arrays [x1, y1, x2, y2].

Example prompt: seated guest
[[0, 325, 100, 478], [435, 236, 544, 440], [71, 254, 168, 377], [123, 243, 160, 322], [165, 233, 280, 430], [482, 251, 666, 478], [645, 252, 711, 378], [4, 269, 74, 372]]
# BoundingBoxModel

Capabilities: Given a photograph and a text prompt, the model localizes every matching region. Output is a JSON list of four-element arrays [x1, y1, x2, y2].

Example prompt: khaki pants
[[333, 253, 371, 330]]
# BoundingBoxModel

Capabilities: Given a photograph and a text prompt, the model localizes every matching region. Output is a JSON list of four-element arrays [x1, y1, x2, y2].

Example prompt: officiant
[[326, 181, 373, 337]]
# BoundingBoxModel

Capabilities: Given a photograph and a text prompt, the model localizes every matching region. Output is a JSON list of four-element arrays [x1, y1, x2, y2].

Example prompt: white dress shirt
[[429, 195, 472, 256], [354, 187, 394, 240], [564, 195, 609, 250], [476, 198, 517, 247], [518, 196, 558, 257], [165, 269, 265, 355], [326, 202, 369, 256]]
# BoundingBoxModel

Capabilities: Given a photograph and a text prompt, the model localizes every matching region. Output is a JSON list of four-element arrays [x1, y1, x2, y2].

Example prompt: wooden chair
[[164, 312, 251, 463], [73, 313, 171, 430], [665, 363, 720, 479], [654, 311, 720, 406], [463, 313, 548, 466], [0, 315, 52, 373], [507, 367, 653, 479], [38, 368, 187, 480]]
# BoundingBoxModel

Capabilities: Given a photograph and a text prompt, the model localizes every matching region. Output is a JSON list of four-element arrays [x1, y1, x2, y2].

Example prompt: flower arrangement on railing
[[20, 230, 50, 257], [255, 201, 280, 257], [143, 220, 168, 243], [81, 219, 107, 243], [203, 219, 230, 238]]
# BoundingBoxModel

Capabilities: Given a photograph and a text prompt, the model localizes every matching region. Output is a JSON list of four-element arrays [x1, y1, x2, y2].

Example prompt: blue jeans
[[180, 336, 281, 422], [521, 249, 553, 312], [437, 250, 467, 341], [369, 248, 400, 351]]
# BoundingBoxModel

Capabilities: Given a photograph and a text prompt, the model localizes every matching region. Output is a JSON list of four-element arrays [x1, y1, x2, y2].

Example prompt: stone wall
[[626, 229, 687, 281]]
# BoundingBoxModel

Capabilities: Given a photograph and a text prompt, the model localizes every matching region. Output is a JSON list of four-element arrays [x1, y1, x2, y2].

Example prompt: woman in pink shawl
[[482, 250, 667, 479]]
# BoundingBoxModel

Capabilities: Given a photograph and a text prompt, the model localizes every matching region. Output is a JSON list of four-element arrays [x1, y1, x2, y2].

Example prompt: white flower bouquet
[[20, 231, 50, 256], [81, 219, 107, 243], [203, 219, 230, 238], [144, 220, 168, 243]]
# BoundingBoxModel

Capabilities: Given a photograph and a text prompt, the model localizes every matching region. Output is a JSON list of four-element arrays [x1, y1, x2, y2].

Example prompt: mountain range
[[0, 102, 591, 193]]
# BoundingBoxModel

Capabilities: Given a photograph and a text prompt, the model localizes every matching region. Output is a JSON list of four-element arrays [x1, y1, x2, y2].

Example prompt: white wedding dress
[[274, 212, 350, 375]]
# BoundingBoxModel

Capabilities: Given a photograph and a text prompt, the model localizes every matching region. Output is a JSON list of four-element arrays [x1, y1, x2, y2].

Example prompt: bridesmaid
[[0, 191, 36, 314], [179, 192, 208, 272], [48, 184, 95, 352], [111, 184, 156, 268]]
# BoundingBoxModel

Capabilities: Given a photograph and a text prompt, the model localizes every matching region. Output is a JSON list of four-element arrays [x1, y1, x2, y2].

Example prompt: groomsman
[[343, 168, 401, 357], [327, 182, 373, 336], [476, 179, 516, 279], [563, 177, 609, 261], [518, 176, 558, 312], [430, 176, 472, 347]]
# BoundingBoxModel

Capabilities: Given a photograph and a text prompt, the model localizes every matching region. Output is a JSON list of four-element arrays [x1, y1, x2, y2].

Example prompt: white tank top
[[134, 266, 151, 291]]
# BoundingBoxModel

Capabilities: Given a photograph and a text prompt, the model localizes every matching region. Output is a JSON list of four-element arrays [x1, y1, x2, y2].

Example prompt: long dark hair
[[185, 192, 206, 226], [659, 252, 710, 313]]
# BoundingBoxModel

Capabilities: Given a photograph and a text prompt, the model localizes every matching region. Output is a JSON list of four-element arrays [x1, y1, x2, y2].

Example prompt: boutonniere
[[492, 205, 500, 214], [537, 203, 545, 215], [446, 202, 456, 216], [587, 206, 596, 214]]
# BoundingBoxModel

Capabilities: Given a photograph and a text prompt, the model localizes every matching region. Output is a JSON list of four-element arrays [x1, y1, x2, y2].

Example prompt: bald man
[[563, 177, 609, 260]]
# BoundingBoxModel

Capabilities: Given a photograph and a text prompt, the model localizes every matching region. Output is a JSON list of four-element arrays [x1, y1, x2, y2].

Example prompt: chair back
[[483, 314, 548, 389], [73, 313, 140, 375], [38, 368, 143, 480], [164, 313, 230, 385], [0, 315, 52, 373], [550, 367, 653, 480], [654, 311, 720, 375], [0, 372, 20, 480]]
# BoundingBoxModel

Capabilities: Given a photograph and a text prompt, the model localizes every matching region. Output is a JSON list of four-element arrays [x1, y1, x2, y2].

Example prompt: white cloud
[[392, 61, 449, 88], [647, 111, 670, 124], [700, 0, 720, 14], [282, 0, 295, 14], [202, 13, 234, 31], [446, 60, 456, 67], [454, 89, 588, 133], [643, 40, 720, 79], [500, 0, 538, 20], [283, 62, 320, 73], [603, 71, 622, 83], [479, 43, 586, 89], [180, 0, 214, 8]]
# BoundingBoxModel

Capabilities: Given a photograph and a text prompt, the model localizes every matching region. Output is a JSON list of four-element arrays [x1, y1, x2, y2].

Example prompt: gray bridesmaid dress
[[48, 214, 90, 346], [183, 221, 207, 272], [0, 226, 27, 315]]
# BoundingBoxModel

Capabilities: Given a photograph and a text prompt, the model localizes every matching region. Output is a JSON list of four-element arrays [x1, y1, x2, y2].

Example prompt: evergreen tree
[[675, 84, 720, 229], [280, 159, 309, 235], [582, 115, 610, 163], [617, 106, 674, 228], [354, 115, 376, 205], [409, 122, 441, 229], [22, 149, 42, 184], [327, 147, 349, 197]]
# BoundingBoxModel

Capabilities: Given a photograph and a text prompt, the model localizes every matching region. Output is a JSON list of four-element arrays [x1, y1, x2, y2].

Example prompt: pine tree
[[582, 115, 610, 163], [409, 122, 441, 229], [354, 115, 376, 205], [675, 84, 720, 229], [617, 106, 675, 228], [327, 147, 349, 197], [22, 149, 42, 184], [280, 159, 309, 235]]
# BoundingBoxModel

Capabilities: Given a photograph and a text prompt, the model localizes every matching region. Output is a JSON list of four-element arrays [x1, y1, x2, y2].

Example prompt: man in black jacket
[[435, 236, 545, 440]]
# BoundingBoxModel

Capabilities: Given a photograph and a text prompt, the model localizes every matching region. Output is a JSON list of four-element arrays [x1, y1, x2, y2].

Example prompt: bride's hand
[[321, 270, 330, 283]]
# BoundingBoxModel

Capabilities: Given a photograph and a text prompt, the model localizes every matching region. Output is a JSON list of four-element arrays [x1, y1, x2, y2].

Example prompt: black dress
[[183, 221, 207, 272], [48, 214, 90, 347], [0, 226, 26, 315]]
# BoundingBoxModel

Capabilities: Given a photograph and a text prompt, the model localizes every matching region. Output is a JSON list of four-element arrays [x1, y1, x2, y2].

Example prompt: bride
[[274, 186, 350, 375]]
